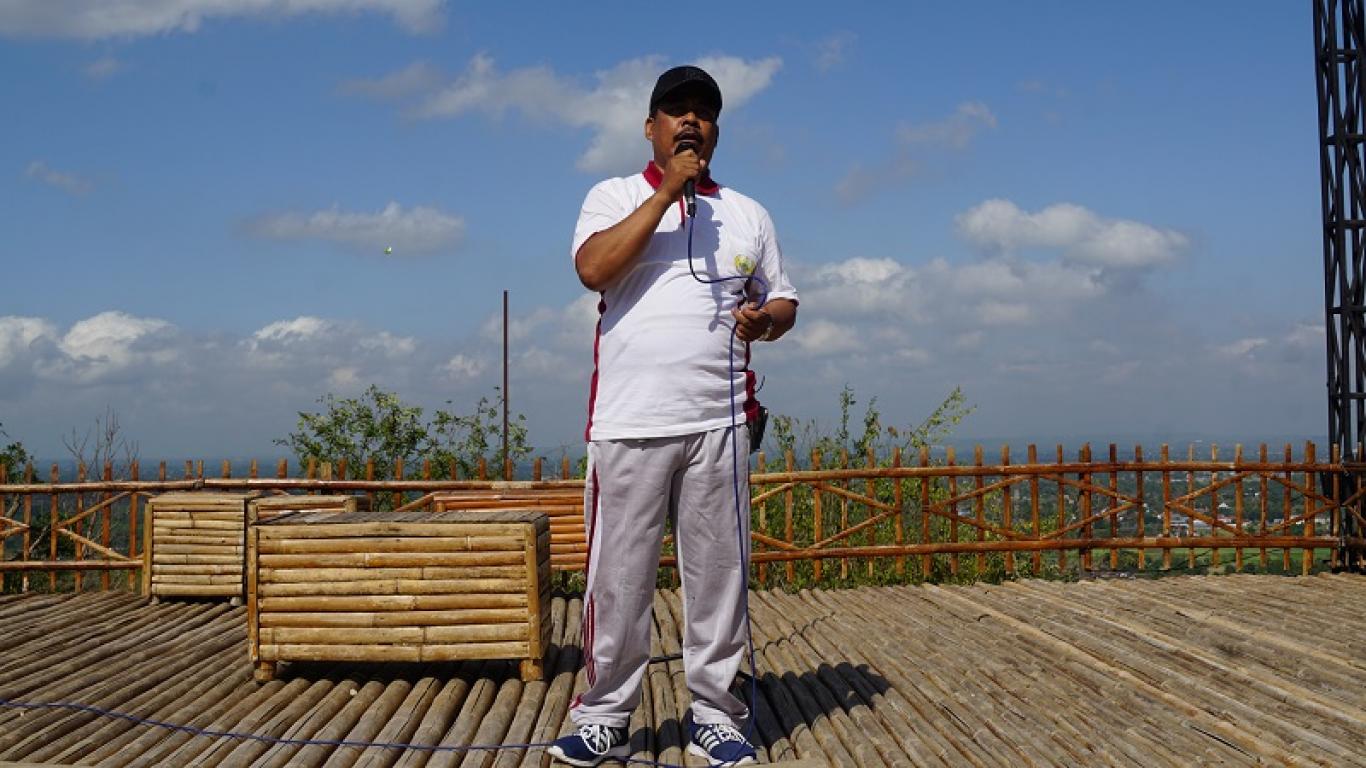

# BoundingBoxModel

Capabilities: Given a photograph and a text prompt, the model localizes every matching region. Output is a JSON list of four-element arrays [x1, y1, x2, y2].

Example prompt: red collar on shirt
[[642, 162, 720, 195]]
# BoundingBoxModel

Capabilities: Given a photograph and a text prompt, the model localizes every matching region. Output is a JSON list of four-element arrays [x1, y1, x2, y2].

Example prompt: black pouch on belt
[[747, 406, 768, 454]]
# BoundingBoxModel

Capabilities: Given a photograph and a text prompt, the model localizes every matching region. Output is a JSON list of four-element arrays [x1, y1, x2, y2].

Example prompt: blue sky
[[0, 1, 1327, 458]]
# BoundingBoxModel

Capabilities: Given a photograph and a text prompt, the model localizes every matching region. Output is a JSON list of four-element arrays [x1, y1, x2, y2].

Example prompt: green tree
[[429, 387, 530, 478], [277, 385, 429, 480], [277, 385, 532, 481], [0, 422, 30, 483], [765, 385, 975, 466]]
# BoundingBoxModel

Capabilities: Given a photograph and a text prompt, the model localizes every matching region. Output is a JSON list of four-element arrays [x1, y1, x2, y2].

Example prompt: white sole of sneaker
[[686, 742, 757, 767], [547, 743, 628, 767]]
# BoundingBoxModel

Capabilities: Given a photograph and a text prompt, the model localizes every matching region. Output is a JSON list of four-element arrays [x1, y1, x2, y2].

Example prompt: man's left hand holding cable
[[732, 299, 795, 343]]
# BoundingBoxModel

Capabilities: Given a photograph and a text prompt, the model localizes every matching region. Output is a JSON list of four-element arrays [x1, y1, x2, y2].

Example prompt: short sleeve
[[755, 205, 799, 305], [572, 180, 630, 262]]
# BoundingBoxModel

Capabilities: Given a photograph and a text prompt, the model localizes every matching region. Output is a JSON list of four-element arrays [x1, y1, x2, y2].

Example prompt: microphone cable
[[685, 208, 768, 750]]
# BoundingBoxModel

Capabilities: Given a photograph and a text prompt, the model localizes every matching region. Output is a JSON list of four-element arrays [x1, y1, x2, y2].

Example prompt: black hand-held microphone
[[676, 140, 698, 217]]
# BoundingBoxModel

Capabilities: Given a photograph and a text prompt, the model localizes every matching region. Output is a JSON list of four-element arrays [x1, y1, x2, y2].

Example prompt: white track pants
[[570, 426, 751, 729]]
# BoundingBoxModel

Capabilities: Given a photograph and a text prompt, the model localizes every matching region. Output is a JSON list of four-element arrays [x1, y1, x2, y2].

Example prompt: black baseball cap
[[648, 65, 722, 117]]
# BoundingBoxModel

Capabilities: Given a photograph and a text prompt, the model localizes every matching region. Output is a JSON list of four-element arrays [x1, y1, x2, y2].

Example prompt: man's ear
[[644, 115, 655, 142]]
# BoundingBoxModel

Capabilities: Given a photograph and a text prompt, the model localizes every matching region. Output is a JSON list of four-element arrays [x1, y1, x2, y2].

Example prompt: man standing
[[549, 66, 798, 767]]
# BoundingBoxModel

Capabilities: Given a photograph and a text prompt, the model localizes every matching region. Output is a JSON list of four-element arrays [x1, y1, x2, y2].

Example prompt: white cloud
[[84, 56, 123, 80], [350, 53, 782, 175], [359, 331, 417, 358], [443, 354, 485, 380], [956, 199, 1188, 268], [246, 201, 464, 254], [0, 317, 58, 369], [339, 61, 442, 101], [835, 102, 995, 203], [253, 316, 332, 343], [46, 311, 177, 384], [814, 31, 856, 73], [482, 307, 559, 344], [246, 316, 413, 367], [1217, 337, 1269, 358], [25, 160, 93, 196], [793, 319, 864, 355], [834, 160, 915, 204], [898, 101, 997, 149], [0, 0, 444, 39]]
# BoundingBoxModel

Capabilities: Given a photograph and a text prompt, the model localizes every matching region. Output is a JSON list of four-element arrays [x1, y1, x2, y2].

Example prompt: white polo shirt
[[573, 163, 799, 442]]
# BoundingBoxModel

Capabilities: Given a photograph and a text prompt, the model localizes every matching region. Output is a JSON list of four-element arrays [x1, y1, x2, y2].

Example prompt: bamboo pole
[[1283, 444, 1293, 572], [839, 448, 849, 580], [1080, 444, 1092, 573], [1234, 444, 1245, 571], [101, 462, 112, 590], [947, 446, 958, 577], [973, 445, 985, 575], [1161, 445, 1172, 571], [1001, 445, 1013, 575], [785, 449, 795, 584], [1330, 443, 1341, 571], [919, 447, 931, 579], [1054, 446, 1064, 576], [756, 451, 768, 586], [21, 464, 33, 593], [1304, 441, 1316, 575], [1210, 443, 1221, 570], [811, 448, 822, 583], [1135, 446, 1146, 571]]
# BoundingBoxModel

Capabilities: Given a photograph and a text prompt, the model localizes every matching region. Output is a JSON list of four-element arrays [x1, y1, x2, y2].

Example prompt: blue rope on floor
[[0, 695, 700, 767]]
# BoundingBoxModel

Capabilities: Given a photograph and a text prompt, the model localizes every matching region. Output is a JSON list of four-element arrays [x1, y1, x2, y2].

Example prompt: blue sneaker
[[687, 719, 757, 766], [548, 722, 629, 766]]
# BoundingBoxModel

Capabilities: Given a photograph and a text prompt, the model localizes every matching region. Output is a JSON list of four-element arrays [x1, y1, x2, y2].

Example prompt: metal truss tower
[[1315, 0, 1366, 564]]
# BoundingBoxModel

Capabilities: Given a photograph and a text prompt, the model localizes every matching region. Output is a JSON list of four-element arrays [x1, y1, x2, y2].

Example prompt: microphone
[[676, 140, 698, 217]]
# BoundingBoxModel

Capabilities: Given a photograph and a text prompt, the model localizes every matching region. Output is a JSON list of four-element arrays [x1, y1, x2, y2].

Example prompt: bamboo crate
[[248, 493, 368, 527], [432, 489, 584, 571], [247, 508, 552, 682], [143, 492, 264, 601]]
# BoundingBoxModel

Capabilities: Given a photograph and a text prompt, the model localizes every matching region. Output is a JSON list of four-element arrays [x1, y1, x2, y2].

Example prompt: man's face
[[645, 85, 720, 167]]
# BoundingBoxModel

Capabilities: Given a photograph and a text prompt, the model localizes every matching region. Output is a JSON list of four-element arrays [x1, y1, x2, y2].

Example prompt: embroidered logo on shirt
[[733, 254, 756, 275]]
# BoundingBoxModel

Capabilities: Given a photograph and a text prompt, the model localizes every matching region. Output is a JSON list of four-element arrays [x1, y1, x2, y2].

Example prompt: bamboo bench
[[247, 508, 552, 682], [143, 492, 263, 601], [144, 492, 363, 602]]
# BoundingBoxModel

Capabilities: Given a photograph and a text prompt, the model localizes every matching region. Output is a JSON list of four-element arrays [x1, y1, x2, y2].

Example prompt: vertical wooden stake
[[1161, 444, 1172, 571], [920, 446, 932, 579], [1234, 444, 1245, 572], [1029, 444, 1040, 575], [1304, 441, 1317, 575], [1001, 445, 1013, 576], [1210, 444, 1220, 571], [1108, 444, 1119, 571], [838, 449, 849, 580], [21, 464, 33, 593], [892, 446, 905, 577], [811, 448, 823, 583], [129, 461, 140, 591], [784, 450, 796, 584], [101, 461, 112, 590], [1258, 444, 1269, 569], [1135, 445, 1146, 572], [49, 464, 59, 592], [1055, 445, 1066, 576], [1283, 444, 1293, 572], [947, 446, 959, 577], [974, 445, 985, 575], [1079, 444, 1092, 574]]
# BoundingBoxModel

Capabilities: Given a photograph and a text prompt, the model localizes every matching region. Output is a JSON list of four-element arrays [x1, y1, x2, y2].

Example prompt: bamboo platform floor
[[0, 573, 1363, 767]]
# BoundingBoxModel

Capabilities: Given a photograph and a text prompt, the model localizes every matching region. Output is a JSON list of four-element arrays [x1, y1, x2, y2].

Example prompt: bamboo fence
[[1, 443, 1360, 593]]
